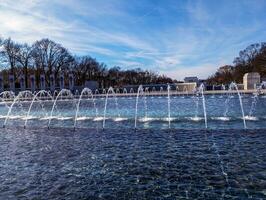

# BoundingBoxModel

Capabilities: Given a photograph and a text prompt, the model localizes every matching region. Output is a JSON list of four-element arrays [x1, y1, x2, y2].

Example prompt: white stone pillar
[[30, 75, 36, 92], [40, 74, 46, 90], [9, 74, 15, 92], [0, 74, 3, 92], [69, 73, 74, 91], [50, 74, 55, 92], [20, 74, 26, 91], [59, 73, 64, 90]]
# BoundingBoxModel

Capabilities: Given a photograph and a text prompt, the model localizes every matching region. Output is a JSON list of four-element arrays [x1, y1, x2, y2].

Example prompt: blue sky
[[0, 0, 266, 80]]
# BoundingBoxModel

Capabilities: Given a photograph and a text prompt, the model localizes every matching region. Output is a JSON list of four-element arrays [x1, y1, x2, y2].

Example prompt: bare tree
[[72, 56, 100, 86], [0, 37, 175, 88], [32, 38, 73, 85], [0, 38, 20, 75], [208, 42, 266, 84], [16, 43, 33, 88]]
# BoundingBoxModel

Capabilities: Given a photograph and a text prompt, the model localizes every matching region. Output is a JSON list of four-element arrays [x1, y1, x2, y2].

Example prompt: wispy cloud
[[0, 0, 266, 80]]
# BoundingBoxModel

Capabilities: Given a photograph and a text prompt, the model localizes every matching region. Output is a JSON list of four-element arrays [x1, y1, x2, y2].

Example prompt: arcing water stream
[[0, 83, 265, 129]]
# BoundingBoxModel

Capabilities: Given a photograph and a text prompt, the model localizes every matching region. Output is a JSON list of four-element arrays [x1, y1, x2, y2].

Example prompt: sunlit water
[[1, 95, 266, 199], [0, 128, 266, 199]]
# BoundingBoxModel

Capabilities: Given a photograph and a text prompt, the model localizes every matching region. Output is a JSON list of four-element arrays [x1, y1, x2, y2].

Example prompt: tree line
[[0, 37, 174, 89], [207, 42, 266, 84]]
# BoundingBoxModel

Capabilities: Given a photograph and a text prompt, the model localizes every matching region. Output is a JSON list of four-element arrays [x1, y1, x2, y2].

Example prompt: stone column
[[40, 74, 46, 90], [59, 73, 64, 90], [30, 75, 36, 92], [101, 80, 104, 89], [50, 74, 55, 92], [69, 73, 74, 91], [9, 74, 15, 92], [0, 74, 3, 92], [20, 74, 26, 91]]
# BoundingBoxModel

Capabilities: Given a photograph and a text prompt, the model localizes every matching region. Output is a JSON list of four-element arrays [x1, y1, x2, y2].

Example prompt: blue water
[[0, 128, 266, 199], [1, 95, 266, 199]]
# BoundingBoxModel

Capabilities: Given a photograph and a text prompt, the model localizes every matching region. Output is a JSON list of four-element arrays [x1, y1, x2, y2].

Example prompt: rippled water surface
[[0, 128, 266, 199]]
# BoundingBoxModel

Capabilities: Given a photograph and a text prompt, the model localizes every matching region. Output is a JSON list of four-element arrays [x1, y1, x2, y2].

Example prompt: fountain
[[3, 91, 34, 128], [115, 88, 120, 94], [222, 84, 226, 91], [24, 90, 53, 128], [74, 88, 98, 129], [123, 88, 127, 94], [135, 85, 143, 129], [48, 89, 74, 129], [245, 82, 266, 120], [48, 91, 52, 97], [246, 90, 259, 121], [144, 87, 149, 93], [134, 85, 150, 128], [0, 91, 15, 110], [53, 90, 58, 99], [2, 85, 266, 200], [167, 84, 171, 128], [75, 90, 79, 97], [260, 81, 266, 98], [229, 82, 246, 129], [192, 91, 200, 121], [198, 84, 207, 128], [0, 91, 15, 100], [190, 84, 207, 128], [1, 82, 263, 130], [130, 88, 134, 94], [221, 93, 231, 121], [103, 87, 121, 129]]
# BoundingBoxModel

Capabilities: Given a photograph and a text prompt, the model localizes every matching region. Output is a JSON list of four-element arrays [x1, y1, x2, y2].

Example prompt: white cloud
[[0, 0, 266, 81], [0, 1, 155, 54], [116, 60, 145, 68]]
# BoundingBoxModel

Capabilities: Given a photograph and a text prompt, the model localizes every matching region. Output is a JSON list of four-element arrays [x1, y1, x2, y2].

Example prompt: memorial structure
[[243, 72, 260, 90], [9, 75, 15, 91], [59, 73, 64, 90], [30, 75, 36, 92], [50, 74, 55, 91], [40, 74, 46, 90], [69, 73, 74, 91], [20, 75, 26, 91], [0, 74, 3, 92]]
